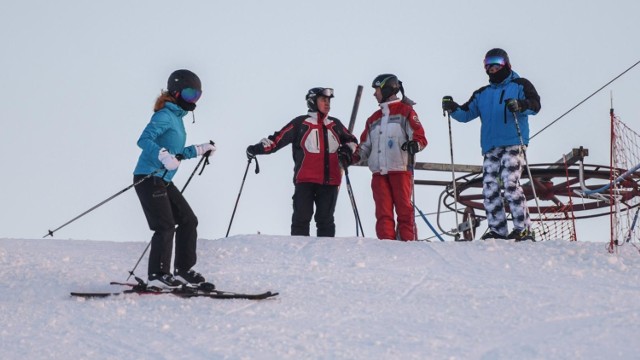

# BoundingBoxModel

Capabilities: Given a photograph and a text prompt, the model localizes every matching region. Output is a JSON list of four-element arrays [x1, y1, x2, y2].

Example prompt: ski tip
[[246, 291, 279, 300], [70, 292, 118, 298], [254, 291, 279, 300]]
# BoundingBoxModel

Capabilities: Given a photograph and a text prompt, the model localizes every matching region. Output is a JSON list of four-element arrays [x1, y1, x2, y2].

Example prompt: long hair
[[153, 91, 176, 112]]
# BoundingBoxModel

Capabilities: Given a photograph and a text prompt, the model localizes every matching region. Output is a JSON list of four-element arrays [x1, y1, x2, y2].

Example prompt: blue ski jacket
[[133, 102, 198, 182], [450, 70, 541, 155]]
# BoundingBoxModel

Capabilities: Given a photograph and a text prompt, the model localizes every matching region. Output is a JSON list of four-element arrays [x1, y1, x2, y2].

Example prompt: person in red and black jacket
[[246, 87, 358, 237], [354, 74, 427, 241]]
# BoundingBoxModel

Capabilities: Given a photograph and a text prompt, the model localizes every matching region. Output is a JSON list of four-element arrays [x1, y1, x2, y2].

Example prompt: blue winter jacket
[[450, 70, 541, 155], [133, 102, 198, 182]]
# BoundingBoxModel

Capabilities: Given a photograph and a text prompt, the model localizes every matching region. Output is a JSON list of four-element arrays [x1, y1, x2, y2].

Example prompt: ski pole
[[343, 164, 365, 237], [445, 111, 461, 239], [407, 149, 418, 240], [181, 140, 215, 193], [341, 85, 364, 236], [44, 168, 163, 238], [512, 112, 545, 240], [225, 156, 260, 237], [126, 241, 152, 281]]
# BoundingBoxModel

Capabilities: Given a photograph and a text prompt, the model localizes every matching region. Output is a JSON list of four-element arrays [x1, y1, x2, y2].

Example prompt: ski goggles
[[319, 88, 334, 97], [483, 56, 506, 69], [180, 88, 202, 103]]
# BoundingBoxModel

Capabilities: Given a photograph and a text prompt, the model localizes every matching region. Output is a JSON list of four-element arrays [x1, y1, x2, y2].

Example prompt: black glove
[[337, 144, 353, 167], [246, 144, 260, 160], [401, 140, 421, 155], [506, 98, 527, 113], [442, 96, 459, 114]]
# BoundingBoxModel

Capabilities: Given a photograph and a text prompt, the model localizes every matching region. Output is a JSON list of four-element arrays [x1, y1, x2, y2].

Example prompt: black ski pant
[[134, 175, 198, 276], [291, 182, 338, 237]]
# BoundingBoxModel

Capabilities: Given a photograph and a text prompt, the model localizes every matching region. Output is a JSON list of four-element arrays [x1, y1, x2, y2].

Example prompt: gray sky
[[2, 0, 639, 242]]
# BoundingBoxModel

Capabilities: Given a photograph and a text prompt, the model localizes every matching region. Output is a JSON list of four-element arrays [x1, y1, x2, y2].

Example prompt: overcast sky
[[2, 0, 639, 242]]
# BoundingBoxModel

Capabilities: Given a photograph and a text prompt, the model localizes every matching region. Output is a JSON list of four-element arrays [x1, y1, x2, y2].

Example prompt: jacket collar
[[489, 70, 520, 88], [307, 111, 329, 124], [379, 98, 401, 109], [164, 101, 189, 118]]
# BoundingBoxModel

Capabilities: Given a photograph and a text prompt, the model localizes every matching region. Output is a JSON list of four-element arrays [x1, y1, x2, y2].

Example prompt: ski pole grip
[[204, 140, 216, 157]]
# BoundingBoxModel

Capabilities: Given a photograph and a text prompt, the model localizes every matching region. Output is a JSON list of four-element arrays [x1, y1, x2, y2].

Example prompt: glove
[[506, 98, 527, 113], [259, 138, 274, 148], [401, 140, 421, 155], [442, 96, 459, 114], [337, 144, 353, 167], [158, 148, 180, 170], [196, 142, 216, 156], [246, 144, 260, 160]]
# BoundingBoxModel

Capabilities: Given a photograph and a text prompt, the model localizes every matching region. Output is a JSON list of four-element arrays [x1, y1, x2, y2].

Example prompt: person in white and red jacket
[[354, 74, 427, 241], [246, 87, 358, 237]]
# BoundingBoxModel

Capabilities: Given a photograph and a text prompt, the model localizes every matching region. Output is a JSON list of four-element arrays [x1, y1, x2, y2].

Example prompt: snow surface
[[1, 236, 639, 359]]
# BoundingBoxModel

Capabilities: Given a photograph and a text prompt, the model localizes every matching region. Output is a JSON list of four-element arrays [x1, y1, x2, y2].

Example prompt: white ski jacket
[[357, 99, 427, 175]]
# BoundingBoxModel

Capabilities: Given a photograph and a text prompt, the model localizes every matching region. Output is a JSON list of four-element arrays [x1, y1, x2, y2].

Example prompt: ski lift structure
[[414, 118, 640, 245], [413, 146, 595, 241]]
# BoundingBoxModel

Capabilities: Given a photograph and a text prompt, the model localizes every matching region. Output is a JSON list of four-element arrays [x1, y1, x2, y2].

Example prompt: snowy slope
[[1, 236, 639, 359]]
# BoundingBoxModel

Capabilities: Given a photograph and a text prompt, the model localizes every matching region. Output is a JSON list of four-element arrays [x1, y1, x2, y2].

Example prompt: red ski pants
[[371, 172, 416, 241]]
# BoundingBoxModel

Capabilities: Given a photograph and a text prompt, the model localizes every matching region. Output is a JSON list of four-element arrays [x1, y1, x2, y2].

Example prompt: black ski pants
[[134, 175, 198, 276], [291, 182, 338, 237]]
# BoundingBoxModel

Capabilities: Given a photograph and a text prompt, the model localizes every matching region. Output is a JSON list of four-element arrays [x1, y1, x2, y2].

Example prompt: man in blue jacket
[[442, 48, 541, 241]]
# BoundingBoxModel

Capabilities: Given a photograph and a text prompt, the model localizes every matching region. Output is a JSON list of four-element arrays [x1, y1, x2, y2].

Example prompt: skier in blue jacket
[[133, 69, 216, 288], [442, 48, 541, 241]]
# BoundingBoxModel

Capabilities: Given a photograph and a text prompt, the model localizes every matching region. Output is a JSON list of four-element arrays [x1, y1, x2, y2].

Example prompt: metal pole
[[446, 112, 461, 239], [181, 140, 215, 193], [225, 157, 259, 237], [513, 112, 544, 240], [127, 241, 152, 281], [343, 165, 365, 236], [44, 169, 162, 238], [413, 202, 445, 242]]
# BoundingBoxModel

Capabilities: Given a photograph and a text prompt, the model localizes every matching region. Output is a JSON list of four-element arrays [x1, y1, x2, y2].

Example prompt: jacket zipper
[[499, 90, 507, 124], [322, 122, 330, 184]]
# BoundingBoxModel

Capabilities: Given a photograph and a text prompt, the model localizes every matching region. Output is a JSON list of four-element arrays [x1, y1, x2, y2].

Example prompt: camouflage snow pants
[[482, 145, 531, 237]]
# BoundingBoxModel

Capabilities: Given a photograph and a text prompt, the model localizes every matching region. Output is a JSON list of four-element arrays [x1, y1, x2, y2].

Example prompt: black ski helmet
[[484, 48, 511, 68], [167, 69, 201, 96], [484, 48, 512, 84], [306, 87, 334, 112], [372, 74, 400, 102]]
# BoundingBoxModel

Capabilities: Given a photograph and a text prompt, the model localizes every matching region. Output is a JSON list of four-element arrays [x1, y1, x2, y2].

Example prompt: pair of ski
[[71, 281, 278, 300]]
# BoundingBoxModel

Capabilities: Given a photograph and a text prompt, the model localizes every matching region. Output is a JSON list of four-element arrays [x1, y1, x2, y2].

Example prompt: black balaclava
[[175, 96, 196, 112]]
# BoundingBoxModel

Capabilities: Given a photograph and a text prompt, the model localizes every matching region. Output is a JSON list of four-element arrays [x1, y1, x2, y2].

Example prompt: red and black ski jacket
[[254, 112, 357, 186]]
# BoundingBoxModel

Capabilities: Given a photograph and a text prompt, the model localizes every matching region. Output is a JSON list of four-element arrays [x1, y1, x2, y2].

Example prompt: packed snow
[[1, 235, 639, 359]]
